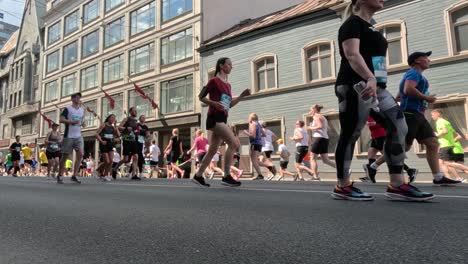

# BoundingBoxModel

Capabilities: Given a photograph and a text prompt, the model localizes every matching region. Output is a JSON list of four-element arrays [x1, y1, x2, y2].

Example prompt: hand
[[425, 95, 436, 104], [71, 120, 80, 125], [240, 89, 251, 97], [361, 79, 377, 100], [212, 101, 225, 112], [186, 150, 191, 155]]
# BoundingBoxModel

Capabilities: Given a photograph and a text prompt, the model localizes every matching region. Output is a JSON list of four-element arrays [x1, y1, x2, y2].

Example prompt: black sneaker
[[70, 176, 81, 184], [271, 166, 277, 176], [57, 176, 64, 184], [433, 176, 461, 185], [362, 164, 377, 183], [221, 175, 241, 187], [253, 175, 264, 180], [407, 168, 418, 183], [359, 176, 370, 183], [191, 176, 210, 187], [131, 176, 142, 181]]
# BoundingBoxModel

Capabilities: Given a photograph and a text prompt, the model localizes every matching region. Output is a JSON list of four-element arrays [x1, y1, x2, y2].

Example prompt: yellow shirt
[[65, 159, 72, 169], [39, 151, 48, 164], [22, 146, 32, 160]]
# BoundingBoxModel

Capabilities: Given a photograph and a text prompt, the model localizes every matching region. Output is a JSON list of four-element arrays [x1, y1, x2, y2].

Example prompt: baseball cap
[[408, 51, 432, 66]]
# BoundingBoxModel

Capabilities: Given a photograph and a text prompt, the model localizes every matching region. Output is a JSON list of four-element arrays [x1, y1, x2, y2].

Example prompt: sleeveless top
[[100, 124, 115, 142], [47, 132, 61, 152], [250, 121, 263, 145], [296, 128, 309, 147], [312, 115, 329, 139], [122, 117, 138, 141]]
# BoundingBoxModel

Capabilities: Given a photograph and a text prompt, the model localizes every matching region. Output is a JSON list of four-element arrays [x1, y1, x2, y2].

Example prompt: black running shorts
[[404, 111, 437, 146], [295, 146, 308, 163]]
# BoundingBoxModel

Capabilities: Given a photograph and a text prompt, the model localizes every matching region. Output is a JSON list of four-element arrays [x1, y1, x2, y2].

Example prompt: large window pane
[[321, 56, 332, 78], [84, 0, 100, 24], [103, 54, 124, 83], [45, 80, 58, 102], [46, 50, 59, 73], [130, 43, 154, 75], [257, 70, 265, 90], [105, 17, 125, 48], [48, 21, 61, 45], [63, 41, 78, 66], [131, 1, 156, 36], [102, 93, 124, 122], [82, 30, 99, 58], [455, 24, 468, 52], [62, 73, 77, 97], [162, 0, 192, 22], [105, 0, 125, 12], [308, 59, 319, 81], [81, 64, 98, 91], [161, 75, 193, 114], [161, 28, 192, 65], [64, 10, 79, 36], [452, 8, 468, 24], [83, 100, 98, 128], [388, 40, 402, 65], [128, 86, 154, 118]]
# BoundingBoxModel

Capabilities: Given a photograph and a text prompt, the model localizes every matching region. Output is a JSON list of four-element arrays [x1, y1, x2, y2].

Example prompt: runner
[[66, 159, 73, 177], [39, 148, 48, 177], [333, 0, 433, 201], [22, 143, 33, 176], [45, 123, 61, 179], [289, 120, 315, 181], [148, 140, 161, 178], [164, 128, 184, 179], [244, 113, 268, 180], [112, 148, 120, 179], [137, 115, 150, 178], [207, 146, 224, 179], [57, 92, 86, 184], [5, 151, 12, 176], [96, 114, 120, 181], [9, 135, 21, 177], [192, 57, 250, 187], [399, 52, 460, 186], [276, 138, 295, 181], [118, 107, 141, 180], [187, 129, 208, 171], [260, 121, 278, 179], [308, 104, 336, 180]]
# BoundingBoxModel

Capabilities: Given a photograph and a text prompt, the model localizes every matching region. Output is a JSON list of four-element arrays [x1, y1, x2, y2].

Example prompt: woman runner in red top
[[192, 57, 250, 187]]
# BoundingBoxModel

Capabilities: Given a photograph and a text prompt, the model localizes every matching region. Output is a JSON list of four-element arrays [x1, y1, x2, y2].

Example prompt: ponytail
[[214, 57, 230, 77], [342, 0, 357, 21]]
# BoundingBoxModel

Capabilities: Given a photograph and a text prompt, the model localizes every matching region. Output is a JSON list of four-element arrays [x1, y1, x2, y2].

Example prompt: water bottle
[[353, 81, 380, 112]]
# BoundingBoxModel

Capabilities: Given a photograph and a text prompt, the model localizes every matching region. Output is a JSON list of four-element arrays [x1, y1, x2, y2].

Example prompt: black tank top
[[100, 124, 115, 142], [122, 117, 138, 141]]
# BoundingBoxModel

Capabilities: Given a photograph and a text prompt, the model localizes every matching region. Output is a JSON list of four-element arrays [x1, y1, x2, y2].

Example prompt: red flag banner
[[150, 99, 158, 109], [133, 82, 148, 99], [102, 90, 115, 109], [39, 112, 53, 128]]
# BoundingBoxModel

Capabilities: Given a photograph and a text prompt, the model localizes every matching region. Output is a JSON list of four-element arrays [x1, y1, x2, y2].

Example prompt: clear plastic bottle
[[353, 81, 380, 112]]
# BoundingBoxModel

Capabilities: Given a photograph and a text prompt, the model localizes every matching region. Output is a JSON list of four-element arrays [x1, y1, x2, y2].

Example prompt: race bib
[[138, 135, 145, 144], [372, 56, 387, 83], [15, 147, 20, 152], [71, 114, 82, 126], [220, 93, 232, 112], [103, 134, 114, 139], [50, 143, 59, 150]]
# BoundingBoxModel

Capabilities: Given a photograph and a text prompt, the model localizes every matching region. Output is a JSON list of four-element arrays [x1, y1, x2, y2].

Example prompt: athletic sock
[[370, 162, 379, 170], [433, 173, 444, 181]]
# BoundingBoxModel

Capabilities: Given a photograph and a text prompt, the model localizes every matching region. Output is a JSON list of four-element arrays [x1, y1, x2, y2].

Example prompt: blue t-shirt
[[399, 69, 429, 113]]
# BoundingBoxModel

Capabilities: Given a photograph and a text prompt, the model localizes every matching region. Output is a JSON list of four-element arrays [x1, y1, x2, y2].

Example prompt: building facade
[[0, 0, 45, 155], [199, 0, 468, 176], [0, 21, 19, 49]]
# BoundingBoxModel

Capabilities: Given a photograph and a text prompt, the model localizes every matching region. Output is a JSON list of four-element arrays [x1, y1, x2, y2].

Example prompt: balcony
[[4, 101, 39, 119]]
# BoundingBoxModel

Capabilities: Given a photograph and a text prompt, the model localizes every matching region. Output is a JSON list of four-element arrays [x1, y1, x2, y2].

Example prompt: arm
[[179, 141, 183, 155], [118, 118, 128, 132], [403, 81, 435, 103], [95, 124, 106, 144], [187, 142, 197, 154], [44, 132, 51, 144], [249, 123, 256, 140], [308, 116, 323, 131], [59, 108, 78, 125], [289, 129, 303, 142], [164, 140, 173, 154]]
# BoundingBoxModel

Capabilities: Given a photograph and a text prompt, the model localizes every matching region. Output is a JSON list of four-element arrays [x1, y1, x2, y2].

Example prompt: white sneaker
[[209, 172, 215, 179], [105, 176, 112, 182]]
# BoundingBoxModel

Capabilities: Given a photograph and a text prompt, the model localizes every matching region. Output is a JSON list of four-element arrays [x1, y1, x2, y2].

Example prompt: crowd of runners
[[2, 0, 468, 202]]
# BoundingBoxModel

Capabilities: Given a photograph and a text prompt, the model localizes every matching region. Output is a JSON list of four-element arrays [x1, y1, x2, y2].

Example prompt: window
[[45, 80, 58, 102], [15, 64, 18, 80], [41, 111, 57, 136], [21, 115, 33, 135], [129, 43, 154, 75], [82, 30, 99, 58], [102, 93, 123, 122], [9, 94, 12, 109], [3, 124, 9, 139], [63, 41, 78, 66], [18, 91, 21, 105], [161, 75, 193, 114], [47, 21, 61, 45], [19, 61, 23, 78], [131, 1, 156, 36], [161, 28, 193, 65], [447, 4, 468, 54], [162, 0, 192, 22], [46, 50, 59, 73], [303, 41, 334, 82], [13, 92, 16, 107], [64, 10, 79, 36], [377, 21, 407, 67], [83, 0, 100, 24], [62, 73, 77, 97], [104, 17, 125, 48], [253, 56, 276, 91], [83, 100, 98, 128], [103, 54, 124, 83], [105, 0, 125, 13], [81, 64, 98, 91], [129, 86, 155, 118], [13, 119, 21, 136]]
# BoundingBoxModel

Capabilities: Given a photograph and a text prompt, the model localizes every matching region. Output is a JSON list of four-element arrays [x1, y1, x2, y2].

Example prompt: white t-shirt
[[295, 128, 309, 147], [261, 129, 275, 152], [63, 105, 85, 139], [149, 144, 160, 162], [86, 160, 93, 170], [278, 144, 289, 161], [113, 152, 121, 163]]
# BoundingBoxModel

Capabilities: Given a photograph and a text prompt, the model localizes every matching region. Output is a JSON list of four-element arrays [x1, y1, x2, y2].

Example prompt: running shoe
[[221, 175, 241, 187], [433, 176, 461, 185], [70, 176, 81, 184], [385, 184, 434, 201], [237, 170, 244, 179], [131, 175, 141, 181], [253, 175, 264, 180], [359, 176, 370, 183], [407, 168, 418, 183], [266, 174, 275, 181], [331, 182, 374, 201], [362, 164, 377, 183], [311, 176, 321, 181], [293, 173, 299, 181], [57, 176, 64, 184], [271, 166, 277, 176], [192, 175, 210, 187]]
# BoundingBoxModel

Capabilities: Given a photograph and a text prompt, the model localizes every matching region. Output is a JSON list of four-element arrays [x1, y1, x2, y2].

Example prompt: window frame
[[64, 9, 80, 37], [105, 0, 125, 13], [62, 41, 78, 67], [130, 1, 156, 37], [81, 64, 99, 91], [160, 27, 193, 66], [160, 75, 194, 115], [44, 80, 59, 103], [61, 72, 78, 98], [129, 42, 155, 76], [161, 0, 193, 23], [82, 30, 100, 59], [47, 21, 61, 46], [83, 0, 101, 25], [46, 50, 60, 74], [104, 16, 126, 49], [102, 54, 124, 84], [251, 53, 278, 93], [302, 40, 336, 83], [445, 1, 468, 56], [375, 20, 408, 69]]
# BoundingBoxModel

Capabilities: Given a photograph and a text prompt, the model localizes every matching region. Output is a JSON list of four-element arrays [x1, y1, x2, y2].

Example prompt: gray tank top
[[122, 117, 138, 141], [47, 132, 61, 152]]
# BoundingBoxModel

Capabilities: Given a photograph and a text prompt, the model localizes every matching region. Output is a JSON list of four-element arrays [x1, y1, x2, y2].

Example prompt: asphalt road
[[0, 176, 467, 264]]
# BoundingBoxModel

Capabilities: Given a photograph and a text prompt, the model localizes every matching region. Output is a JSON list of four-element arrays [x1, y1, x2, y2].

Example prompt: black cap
[[408, 51, 432, 66], [71, 92, 82, 98]]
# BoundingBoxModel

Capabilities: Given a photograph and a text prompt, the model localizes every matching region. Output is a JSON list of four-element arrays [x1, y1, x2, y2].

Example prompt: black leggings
[[335, 85, 407, 178]]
